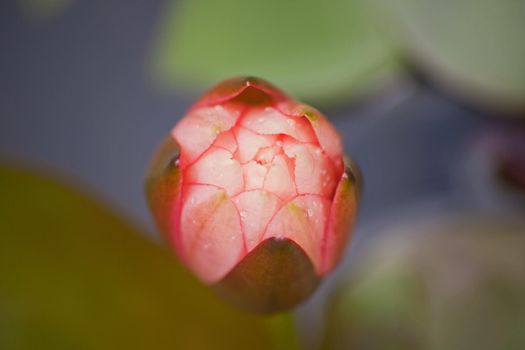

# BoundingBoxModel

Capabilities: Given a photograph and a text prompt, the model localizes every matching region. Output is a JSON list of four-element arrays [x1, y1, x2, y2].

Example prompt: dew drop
[[240, 210, 247, 220], [307, 208, 313, 217]]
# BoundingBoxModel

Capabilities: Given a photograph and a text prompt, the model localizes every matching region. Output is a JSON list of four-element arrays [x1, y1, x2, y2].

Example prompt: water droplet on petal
[[240, 210, 247, 220]]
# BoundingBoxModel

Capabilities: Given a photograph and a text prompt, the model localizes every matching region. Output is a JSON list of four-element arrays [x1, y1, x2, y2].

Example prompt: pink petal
[[242, 161, 268, 191], [264, 195, 331, 273], [254, 144, 282, 165], [283, 141, 338, 198], [233, 127, 277, 163], [185, 147, 243, 196], [322, 173, 358, 274], [240, 107, 317, 143], [232, 190, 283, 251], [172, 105, 240, 167], [263, 154, 297, 201], [278, 102, 343, 164], [179, 185, 243, 283], [213, 130, 238, 154]]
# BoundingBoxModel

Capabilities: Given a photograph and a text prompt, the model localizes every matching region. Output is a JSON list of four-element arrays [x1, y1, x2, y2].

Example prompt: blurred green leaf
[[379, 0, 525, 112], [322, 217, 525, 350], [0, 164, 274, 349], [152, 0, 400, 105]]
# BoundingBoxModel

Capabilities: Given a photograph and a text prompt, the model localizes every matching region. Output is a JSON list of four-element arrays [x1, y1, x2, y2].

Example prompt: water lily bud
[[146, 77, 359, 313]]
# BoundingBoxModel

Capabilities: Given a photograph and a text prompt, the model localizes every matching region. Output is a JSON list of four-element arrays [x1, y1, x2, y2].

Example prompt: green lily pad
[[152, 0, 400, 105], [322, 216, 525, 350], [0, 164, 273, 349], [379, 0, 525, 112]]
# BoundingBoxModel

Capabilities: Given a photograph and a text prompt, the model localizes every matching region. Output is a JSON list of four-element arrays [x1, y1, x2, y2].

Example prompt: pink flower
[[146, 77, 359, 312]]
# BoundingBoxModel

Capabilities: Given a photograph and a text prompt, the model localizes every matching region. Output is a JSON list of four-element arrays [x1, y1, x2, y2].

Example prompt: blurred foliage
[[378, 0, 525, 112], [0, 164, 275, 350], [323, 217, 525, 350], [152, 0, 400, 105], [18, 0, 72, 20], [153, 0, 525, 112]]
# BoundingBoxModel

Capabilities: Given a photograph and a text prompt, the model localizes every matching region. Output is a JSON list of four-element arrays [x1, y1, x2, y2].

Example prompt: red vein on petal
[[212, 144, 234, 154], [229, 199, 248, 255], [179, 138, 224, 171], [228, 105, 252, 250]]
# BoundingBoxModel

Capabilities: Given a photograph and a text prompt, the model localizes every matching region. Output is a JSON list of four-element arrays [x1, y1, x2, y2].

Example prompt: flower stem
[[264, 311, 301, 350]]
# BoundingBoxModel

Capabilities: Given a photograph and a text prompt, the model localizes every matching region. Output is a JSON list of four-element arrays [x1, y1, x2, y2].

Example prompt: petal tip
[[195, 76, 289, 107]]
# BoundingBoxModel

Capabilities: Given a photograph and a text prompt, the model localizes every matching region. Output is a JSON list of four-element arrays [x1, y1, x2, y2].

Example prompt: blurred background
[[0, 0, 524, 349]]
